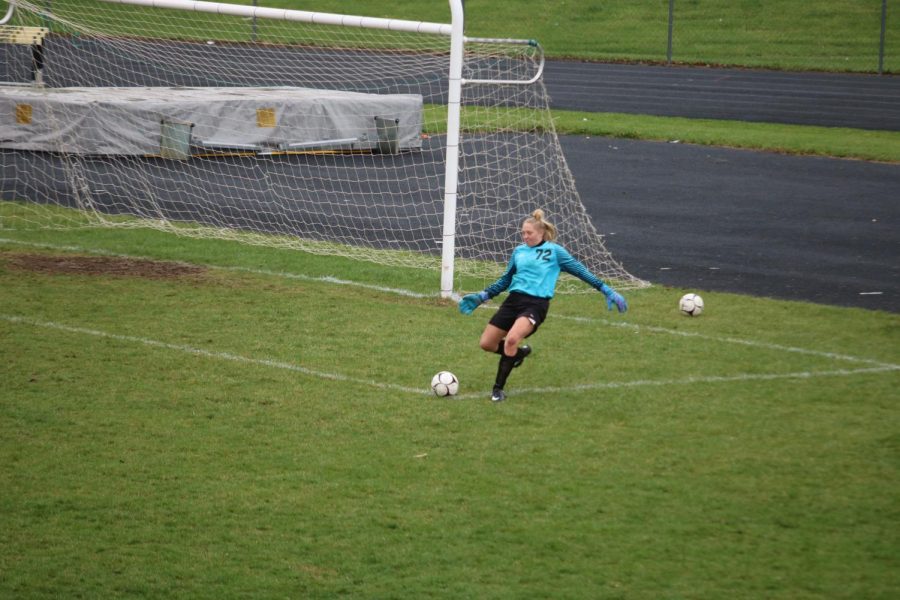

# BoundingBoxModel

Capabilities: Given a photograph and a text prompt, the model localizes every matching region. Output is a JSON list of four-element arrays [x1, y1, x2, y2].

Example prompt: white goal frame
[[4, 0, 644, 296], [90, 0, 545, 299]]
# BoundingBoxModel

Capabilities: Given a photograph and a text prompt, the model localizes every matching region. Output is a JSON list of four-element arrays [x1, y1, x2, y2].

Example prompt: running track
[[544, 60, 899, 313]]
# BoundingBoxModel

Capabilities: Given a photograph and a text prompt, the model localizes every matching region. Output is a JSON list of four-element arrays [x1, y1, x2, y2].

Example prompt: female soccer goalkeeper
[[459, 209, 628, 402]]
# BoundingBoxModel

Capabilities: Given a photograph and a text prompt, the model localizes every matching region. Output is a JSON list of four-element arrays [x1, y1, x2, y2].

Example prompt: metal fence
[[664, 0, 893, 74], [18, 1, 899, 74]]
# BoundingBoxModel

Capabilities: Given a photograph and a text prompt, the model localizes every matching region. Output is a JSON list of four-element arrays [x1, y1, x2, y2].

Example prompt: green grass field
[[2, 0, 899, 597], [1, 224, 898, 598]]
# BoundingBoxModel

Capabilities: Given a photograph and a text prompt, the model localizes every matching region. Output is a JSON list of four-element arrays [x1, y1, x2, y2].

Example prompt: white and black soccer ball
[[430, 371, 459, 397], [679, 293, 705, 316]]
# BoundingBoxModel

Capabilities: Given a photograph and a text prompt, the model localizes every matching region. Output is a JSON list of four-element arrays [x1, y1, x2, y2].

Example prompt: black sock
[[494, 353, 517, 390]]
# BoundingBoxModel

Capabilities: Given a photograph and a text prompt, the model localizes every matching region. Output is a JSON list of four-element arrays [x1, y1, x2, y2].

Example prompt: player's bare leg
[[502, 316, 534, 359], [479, 324, 508, 353]]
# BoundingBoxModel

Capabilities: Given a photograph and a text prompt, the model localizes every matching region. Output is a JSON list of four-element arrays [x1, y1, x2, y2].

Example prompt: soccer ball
[[679, 293, 704, 316], [430, 371, 459, 397]]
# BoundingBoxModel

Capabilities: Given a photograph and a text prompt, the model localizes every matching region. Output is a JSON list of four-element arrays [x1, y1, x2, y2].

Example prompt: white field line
[[2, 238, 898, 396], [479, 365, 899, 400], [552, 314, 898, 370], [3, 314, 896, 400], [5, 237, 892, 368], [1, 314, 429, 396]]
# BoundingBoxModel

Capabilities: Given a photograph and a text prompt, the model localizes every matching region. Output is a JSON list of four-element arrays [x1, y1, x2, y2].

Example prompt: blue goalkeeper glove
[[459, 291, 489, 315], [600, 284, 628, 313]]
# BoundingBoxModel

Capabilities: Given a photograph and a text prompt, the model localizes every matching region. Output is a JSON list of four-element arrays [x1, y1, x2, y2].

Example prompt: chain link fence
[[662, 0, 894, 74], [15, 1, 899, 74], [482, 0, 898, 75]]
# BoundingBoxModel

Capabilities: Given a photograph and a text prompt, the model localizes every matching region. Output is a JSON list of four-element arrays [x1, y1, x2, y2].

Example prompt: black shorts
[[489, 292, 550, 335]]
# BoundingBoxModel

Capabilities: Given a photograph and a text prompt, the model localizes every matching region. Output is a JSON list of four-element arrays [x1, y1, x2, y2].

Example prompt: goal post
[[441, 0, 464, 299], [0, 0, 647, 295]]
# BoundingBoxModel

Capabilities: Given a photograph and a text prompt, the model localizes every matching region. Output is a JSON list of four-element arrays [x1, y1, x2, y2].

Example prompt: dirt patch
[[3, 252, 207, 280]]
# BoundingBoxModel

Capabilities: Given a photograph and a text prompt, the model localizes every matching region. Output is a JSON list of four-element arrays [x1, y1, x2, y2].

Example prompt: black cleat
[[490, 387, 506, 402], [512, 345, 531, 368]]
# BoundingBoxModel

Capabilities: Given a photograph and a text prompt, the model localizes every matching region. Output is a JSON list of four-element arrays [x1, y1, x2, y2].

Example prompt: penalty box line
[[488, 365, 899, 400], [552, 314, 899, 371], [4, 313, 897, 401], [1, 237, 894, 369], [2, 237, 896, 372], [1, 314, 428, 396]]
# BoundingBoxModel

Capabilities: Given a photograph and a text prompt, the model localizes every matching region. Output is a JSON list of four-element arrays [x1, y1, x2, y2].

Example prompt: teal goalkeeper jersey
[[483, 241, 608, 300]]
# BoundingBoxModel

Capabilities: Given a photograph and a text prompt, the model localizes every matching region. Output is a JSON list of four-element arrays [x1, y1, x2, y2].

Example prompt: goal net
[[0, 0, 646, 294]]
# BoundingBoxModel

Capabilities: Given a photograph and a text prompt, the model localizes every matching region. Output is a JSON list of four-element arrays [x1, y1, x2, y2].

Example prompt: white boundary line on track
[[2, 237, 898, 397]]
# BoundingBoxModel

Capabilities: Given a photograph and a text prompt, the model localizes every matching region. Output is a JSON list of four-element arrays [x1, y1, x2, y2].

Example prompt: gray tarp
[[0, 86, 423, 155]]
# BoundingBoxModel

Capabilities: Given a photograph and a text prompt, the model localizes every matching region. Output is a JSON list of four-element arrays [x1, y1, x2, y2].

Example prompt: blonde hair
[[524, 209, 558, 241]]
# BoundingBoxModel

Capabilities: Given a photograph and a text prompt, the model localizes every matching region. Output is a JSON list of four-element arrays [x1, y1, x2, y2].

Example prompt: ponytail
[[525, 209, 558, 241]]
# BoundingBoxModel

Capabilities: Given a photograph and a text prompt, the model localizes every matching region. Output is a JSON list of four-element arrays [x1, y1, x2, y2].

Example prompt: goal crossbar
[[94, 0, 454, 37]]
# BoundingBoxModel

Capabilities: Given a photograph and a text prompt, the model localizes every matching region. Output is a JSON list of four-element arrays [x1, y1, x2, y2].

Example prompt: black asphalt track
[[544, 60, 900, 131], [542, 60, 900, 313], [561, 135, 899, 313]]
